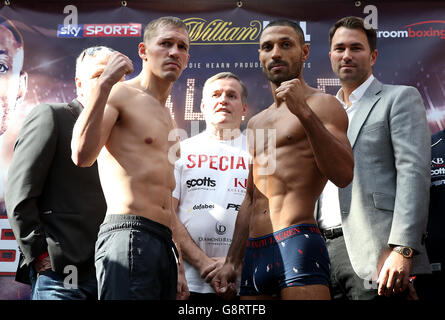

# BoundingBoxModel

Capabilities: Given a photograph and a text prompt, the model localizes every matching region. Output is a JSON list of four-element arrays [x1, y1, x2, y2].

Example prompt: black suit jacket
[[5, 100, 106, 284]]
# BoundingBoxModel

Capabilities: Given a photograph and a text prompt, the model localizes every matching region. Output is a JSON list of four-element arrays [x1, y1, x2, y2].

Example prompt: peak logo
[[57, 23, 141, 38], [377, 20, 445, 40]]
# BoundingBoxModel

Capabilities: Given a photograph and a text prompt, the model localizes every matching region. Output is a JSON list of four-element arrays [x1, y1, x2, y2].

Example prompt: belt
[[321, 226, 343, 240]]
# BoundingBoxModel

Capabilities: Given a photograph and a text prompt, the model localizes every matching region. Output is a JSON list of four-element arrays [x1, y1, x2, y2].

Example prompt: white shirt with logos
[[173, 131, 251, 293], [318, 74, 375, 230]]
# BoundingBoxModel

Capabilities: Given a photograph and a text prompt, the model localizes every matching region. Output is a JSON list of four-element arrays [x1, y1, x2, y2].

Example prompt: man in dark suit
[[4, 46, 113, 299]]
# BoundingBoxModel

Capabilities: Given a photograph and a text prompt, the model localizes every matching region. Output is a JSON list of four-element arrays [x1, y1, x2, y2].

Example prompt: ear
[[242, 103, 247, 116], [184, 53, 190, 69], [301, 43, 310, 62], [138, 42, 147, 61], [15, 71, 28, 106], [200, 99, 205, 113], [370, 49, 378, 67]]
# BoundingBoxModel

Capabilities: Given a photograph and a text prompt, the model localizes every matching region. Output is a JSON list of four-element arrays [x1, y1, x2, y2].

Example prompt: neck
[[135, 69, 173, 105], [207, 126, 241, 141], [340, 73, 372, 106]]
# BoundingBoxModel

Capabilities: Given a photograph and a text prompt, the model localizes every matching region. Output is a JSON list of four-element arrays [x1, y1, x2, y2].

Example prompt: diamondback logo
[[215, 222, 227, 235]]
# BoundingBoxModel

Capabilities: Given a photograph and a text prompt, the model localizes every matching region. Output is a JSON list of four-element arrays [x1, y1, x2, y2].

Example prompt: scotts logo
[[186, 177, 216, 188], [184, 18, 262, 44]]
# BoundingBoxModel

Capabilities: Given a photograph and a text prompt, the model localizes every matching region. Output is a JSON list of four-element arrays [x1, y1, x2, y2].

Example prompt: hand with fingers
[[99, 51, 134, 88], [211, 262, 238, 300], [275, 78, 308, 116], [377, 250, 413, 297], [201, 256, 225, 284]]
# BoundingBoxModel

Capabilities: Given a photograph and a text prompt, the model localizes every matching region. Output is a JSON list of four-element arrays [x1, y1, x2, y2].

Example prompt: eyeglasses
[[80, 46, 114, 62]]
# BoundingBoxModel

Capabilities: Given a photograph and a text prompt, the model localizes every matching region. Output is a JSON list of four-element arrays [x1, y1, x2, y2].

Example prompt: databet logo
[[57, 23, 141, 38], [377, 20, 445, 40]]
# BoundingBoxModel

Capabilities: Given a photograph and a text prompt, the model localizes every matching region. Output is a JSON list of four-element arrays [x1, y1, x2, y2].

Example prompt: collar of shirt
[[336, 74, 375, 108], [335, 74, 375, 122]]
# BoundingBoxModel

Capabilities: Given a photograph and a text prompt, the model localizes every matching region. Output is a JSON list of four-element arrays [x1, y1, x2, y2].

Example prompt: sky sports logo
[[57, 23, 141, 38]]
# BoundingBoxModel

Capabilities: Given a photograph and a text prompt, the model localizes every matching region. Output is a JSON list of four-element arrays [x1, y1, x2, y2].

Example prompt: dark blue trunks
[[240, 224, 330, 296]]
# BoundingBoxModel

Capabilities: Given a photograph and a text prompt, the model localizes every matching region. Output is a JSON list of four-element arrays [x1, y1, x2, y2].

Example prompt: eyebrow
[[260, 36, 295, 44], [333, 42, 365, 47]]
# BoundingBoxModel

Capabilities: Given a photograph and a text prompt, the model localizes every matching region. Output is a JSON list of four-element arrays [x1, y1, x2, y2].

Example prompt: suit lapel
[[348, 79, 383, 148], [67, 99, 83, 119]]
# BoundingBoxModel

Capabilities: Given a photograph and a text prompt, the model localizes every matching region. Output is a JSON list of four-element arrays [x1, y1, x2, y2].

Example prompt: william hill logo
[[184, 18, 262, 45]]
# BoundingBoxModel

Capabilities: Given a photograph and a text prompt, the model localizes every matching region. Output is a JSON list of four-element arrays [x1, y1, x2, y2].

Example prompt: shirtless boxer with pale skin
[[211, 19, 354, 300], [71, 16, 190, 300]]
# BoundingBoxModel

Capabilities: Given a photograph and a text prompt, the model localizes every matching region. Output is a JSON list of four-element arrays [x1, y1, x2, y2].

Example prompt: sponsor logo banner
[[57, 23, 141, 38]]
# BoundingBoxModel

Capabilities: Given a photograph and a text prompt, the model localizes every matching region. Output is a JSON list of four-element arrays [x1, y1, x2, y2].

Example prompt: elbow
[[336, 162, 354, 188], [337, 171, 353, 188], [71, 150, 93, 168]]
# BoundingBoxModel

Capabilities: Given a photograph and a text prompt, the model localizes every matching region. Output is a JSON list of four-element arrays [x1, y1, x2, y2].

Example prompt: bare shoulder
[[306, 90, 347, 125], [247, 105, 273, 129], [107, 81, 133, 107], [307, 89, 342, 112], [107, 81, 160, 110]]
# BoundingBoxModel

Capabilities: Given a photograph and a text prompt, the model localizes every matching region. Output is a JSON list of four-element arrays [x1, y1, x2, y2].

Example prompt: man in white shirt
[[172, 72, 250, 300], [317, 16, 431, 300]]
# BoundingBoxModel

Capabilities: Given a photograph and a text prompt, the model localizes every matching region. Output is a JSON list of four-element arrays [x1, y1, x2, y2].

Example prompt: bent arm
[[71, 51, 132, 167], [297, 95, 354, 188], [71, 80, 118, 167]]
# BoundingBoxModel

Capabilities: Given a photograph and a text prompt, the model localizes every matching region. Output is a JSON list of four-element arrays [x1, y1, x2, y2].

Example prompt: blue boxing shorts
[[239, 224, 330, 297]]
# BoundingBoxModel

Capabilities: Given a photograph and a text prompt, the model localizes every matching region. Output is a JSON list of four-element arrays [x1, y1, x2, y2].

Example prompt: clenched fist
[[275, 78, 307, 116], [99, 51, 134, 88]]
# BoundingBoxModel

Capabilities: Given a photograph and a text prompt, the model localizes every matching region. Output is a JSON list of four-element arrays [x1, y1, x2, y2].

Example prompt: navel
[[286, 135, 292, 140], [144, 137, 153, 144]]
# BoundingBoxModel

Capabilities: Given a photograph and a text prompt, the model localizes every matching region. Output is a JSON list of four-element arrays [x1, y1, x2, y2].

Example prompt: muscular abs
[[99, 88, 176, 227], [249, 103, 326, 237]]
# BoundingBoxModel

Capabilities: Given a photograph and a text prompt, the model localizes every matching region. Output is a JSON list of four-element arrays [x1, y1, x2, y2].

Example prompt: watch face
[[402, 248, 412, 257]]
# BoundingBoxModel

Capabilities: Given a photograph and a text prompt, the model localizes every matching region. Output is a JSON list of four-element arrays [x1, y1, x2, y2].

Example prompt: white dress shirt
[[317, 74, 375, 230]]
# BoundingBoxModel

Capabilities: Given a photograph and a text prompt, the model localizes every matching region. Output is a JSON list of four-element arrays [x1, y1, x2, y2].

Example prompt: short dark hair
[[263, 19, 305, 45], [329, 16, 377, 51]]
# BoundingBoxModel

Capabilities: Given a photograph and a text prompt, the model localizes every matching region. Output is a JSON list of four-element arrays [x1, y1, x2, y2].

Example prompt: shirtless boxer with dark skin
[[71, 17, 190, 300], [212, 19, 354, 300]]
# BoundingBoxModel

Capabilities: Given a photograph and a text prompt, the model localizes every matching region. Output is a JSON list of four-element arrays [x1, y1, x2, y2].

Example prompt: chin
[[163, 71, 181, 82]]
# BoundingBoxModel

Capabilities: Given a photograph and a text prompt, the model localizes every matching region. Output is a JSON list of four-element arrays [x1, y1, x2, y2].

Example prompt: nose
[[217, 92, 229, 105], [342, 48, 353, 62], [168, 44, 181, 58], [271, 44, 282, 60]]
